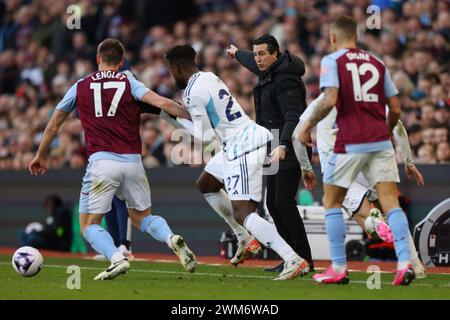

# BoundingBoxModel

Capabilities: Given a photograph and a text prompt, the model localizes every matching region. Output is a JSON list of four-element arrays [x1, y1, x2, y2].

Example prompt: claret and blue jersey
[[320, 47, 399, 154], [56, 70, 150, 163]]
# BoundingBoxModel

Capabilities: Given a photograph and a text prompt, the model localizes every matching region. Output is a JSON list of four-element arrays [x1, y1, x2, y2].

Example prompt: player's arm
[[138, 101, 161, 115], [292, 121, 317, 190], [392, 119, 424, 186], [140, 90, 191, 120], [299, 87, 338, 147], [129, 76, 191, 120], [29, 109, 70, 175], [384, 68, 401, 132], [293, 103, 314, 174], [30, 82, 77, 175]]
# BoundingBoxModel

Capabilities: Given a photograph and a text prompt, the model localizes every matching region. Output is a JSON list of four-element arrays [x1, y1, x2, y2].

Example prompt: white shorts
[[323, 147, 399, 189], [79, 159, 151, 214], [205, 146, 267, 202], [342, 173, 379, 215]]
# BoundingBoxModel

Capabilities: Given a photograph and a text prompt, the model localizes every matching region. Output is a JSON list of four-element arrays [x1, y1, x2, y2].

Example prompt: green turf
[[0, 255, 449, 300]]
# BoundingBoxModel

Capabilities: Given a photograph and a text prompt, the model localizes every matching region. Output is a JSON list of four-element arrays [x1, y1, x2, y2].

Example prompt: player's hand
[[298, 123, 313, 147], [269, 146, 286, 164], [302, 170, 317, 191], [29, 155, 47, 175], [405, 164, 424, 186], [226, 45, 238, 59]]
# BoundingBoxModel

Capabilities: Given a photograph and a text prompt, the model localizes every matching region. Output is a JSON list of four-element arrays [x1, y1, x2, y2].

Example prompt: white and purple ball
[[12, 246, 43, 277]]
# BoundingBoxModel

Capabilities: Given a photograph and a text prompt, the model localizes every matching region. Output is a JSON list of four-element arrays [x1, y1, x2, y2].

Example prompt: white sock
[[204, 190, 251, 243], [167, 234, 174, 249], [243, 212, 297, 262], [408, 232, 419, 261], [408, 232, 423, 268]]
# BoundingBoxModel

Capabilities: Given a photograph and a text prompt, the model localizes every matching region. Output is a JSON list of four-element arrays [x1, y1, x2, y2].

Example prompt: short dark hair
[[331, 16, 357, 40], [166, 45, 197, 67], [97, 38, 125, 66], [252, 34, 280, 56]]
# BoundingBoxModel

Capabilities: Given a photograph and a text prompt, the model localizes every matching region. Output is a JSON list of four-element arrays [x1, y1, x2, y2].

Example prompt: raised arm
[[226, 45, 262, 76]]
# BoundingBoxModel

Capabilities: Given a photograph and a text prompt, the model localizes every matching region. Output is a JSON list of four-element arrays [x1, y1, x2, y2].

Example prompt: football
[[364, 215, 379, 237], [11, 246, 44, 277]]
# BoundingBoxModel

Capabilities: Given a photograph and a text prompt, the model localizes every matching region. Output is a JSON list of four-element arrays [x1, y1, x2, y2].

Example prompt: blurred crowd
[[0, 0, 449, 170]]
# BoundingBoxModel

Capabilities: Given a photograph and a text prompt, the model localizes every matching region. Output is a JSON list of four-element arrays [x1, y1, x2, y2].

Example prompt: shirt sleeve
[[56, 82, 78, 113], [384, 68, 399, 98], [320, 55, 339, 90], [299, 93, 324, 122], [129, 77, 150, 101]]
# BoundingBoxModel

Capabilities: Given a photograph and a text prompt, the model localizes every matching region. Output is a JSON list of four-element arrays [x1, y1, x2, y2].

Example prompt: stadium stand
[[0, 0, 448, 170]]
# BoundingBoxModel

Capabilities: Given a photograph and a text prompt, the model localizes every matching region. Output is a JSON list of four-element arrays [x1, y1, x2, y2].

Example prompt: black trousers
[[266, 168, 313, 266]]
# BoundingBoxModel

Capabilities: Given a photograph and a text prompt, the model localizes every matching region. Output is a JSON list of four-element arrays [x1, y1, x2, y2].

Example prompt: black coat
[[236, 50, 307, 170]]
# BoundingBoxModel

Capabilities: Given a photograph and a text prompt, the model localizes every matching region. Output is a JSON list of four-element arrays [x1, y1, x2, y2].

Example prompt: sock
[[386, 208, 411, 269], [204, 190, 251, 243], [140, 215, 174, 247], [243, 212, 297, 262], [83, 224, 120, 261], [325, 208, 347, 272], [408, 232, 419, 261]]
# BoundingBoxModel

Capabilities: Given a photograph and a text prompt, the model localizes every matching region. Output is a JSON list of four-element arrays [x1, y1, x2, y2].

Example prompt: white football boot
[[170, 235, 197, 273], [273, 256, 310, 281]]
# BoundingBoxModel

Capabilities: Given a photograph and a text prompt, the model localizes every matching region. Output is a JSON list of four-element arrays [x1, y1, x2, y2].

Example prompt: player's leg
[[343, 176, 394, 242], [321, 183, 348, 272], [112, 197, 134, 259], [229, 147, 309, 280], [368, 149, 414, 285], [199, 152, 257, 266], [128, 206, 196, 273], [79, 160, 130, 280], [105, 199, 120, 247], [368, 200, 426, 278], [122, 161, 196, 272], [197, 170, 252, 243], [313, 153, 364, 284]]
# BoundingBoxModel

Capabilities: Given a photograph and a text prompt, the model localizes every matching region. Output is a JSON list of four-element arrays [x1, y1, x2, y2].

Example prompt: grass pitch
[[0, 255, 449, 300]]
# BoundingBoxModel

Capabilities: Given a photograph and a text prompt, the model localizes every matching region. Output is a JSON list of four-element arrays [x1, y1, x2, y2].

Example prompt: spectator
[[434, 126, 449, 145], [421, 127, 435, 145], [407, 124, 422, 155], [0, 0, 448, 168], [436, 142, 450, 164], [435, 103, 450, 126], [417, 144, 437, 164], [19, 194, 72, 251]]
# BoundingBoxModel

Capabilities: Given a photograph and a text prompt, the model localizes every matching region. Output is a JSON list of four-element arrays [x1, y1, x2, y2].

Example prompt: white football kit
[[182, 72, 273, 202], [299, 94, 413, 214]]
